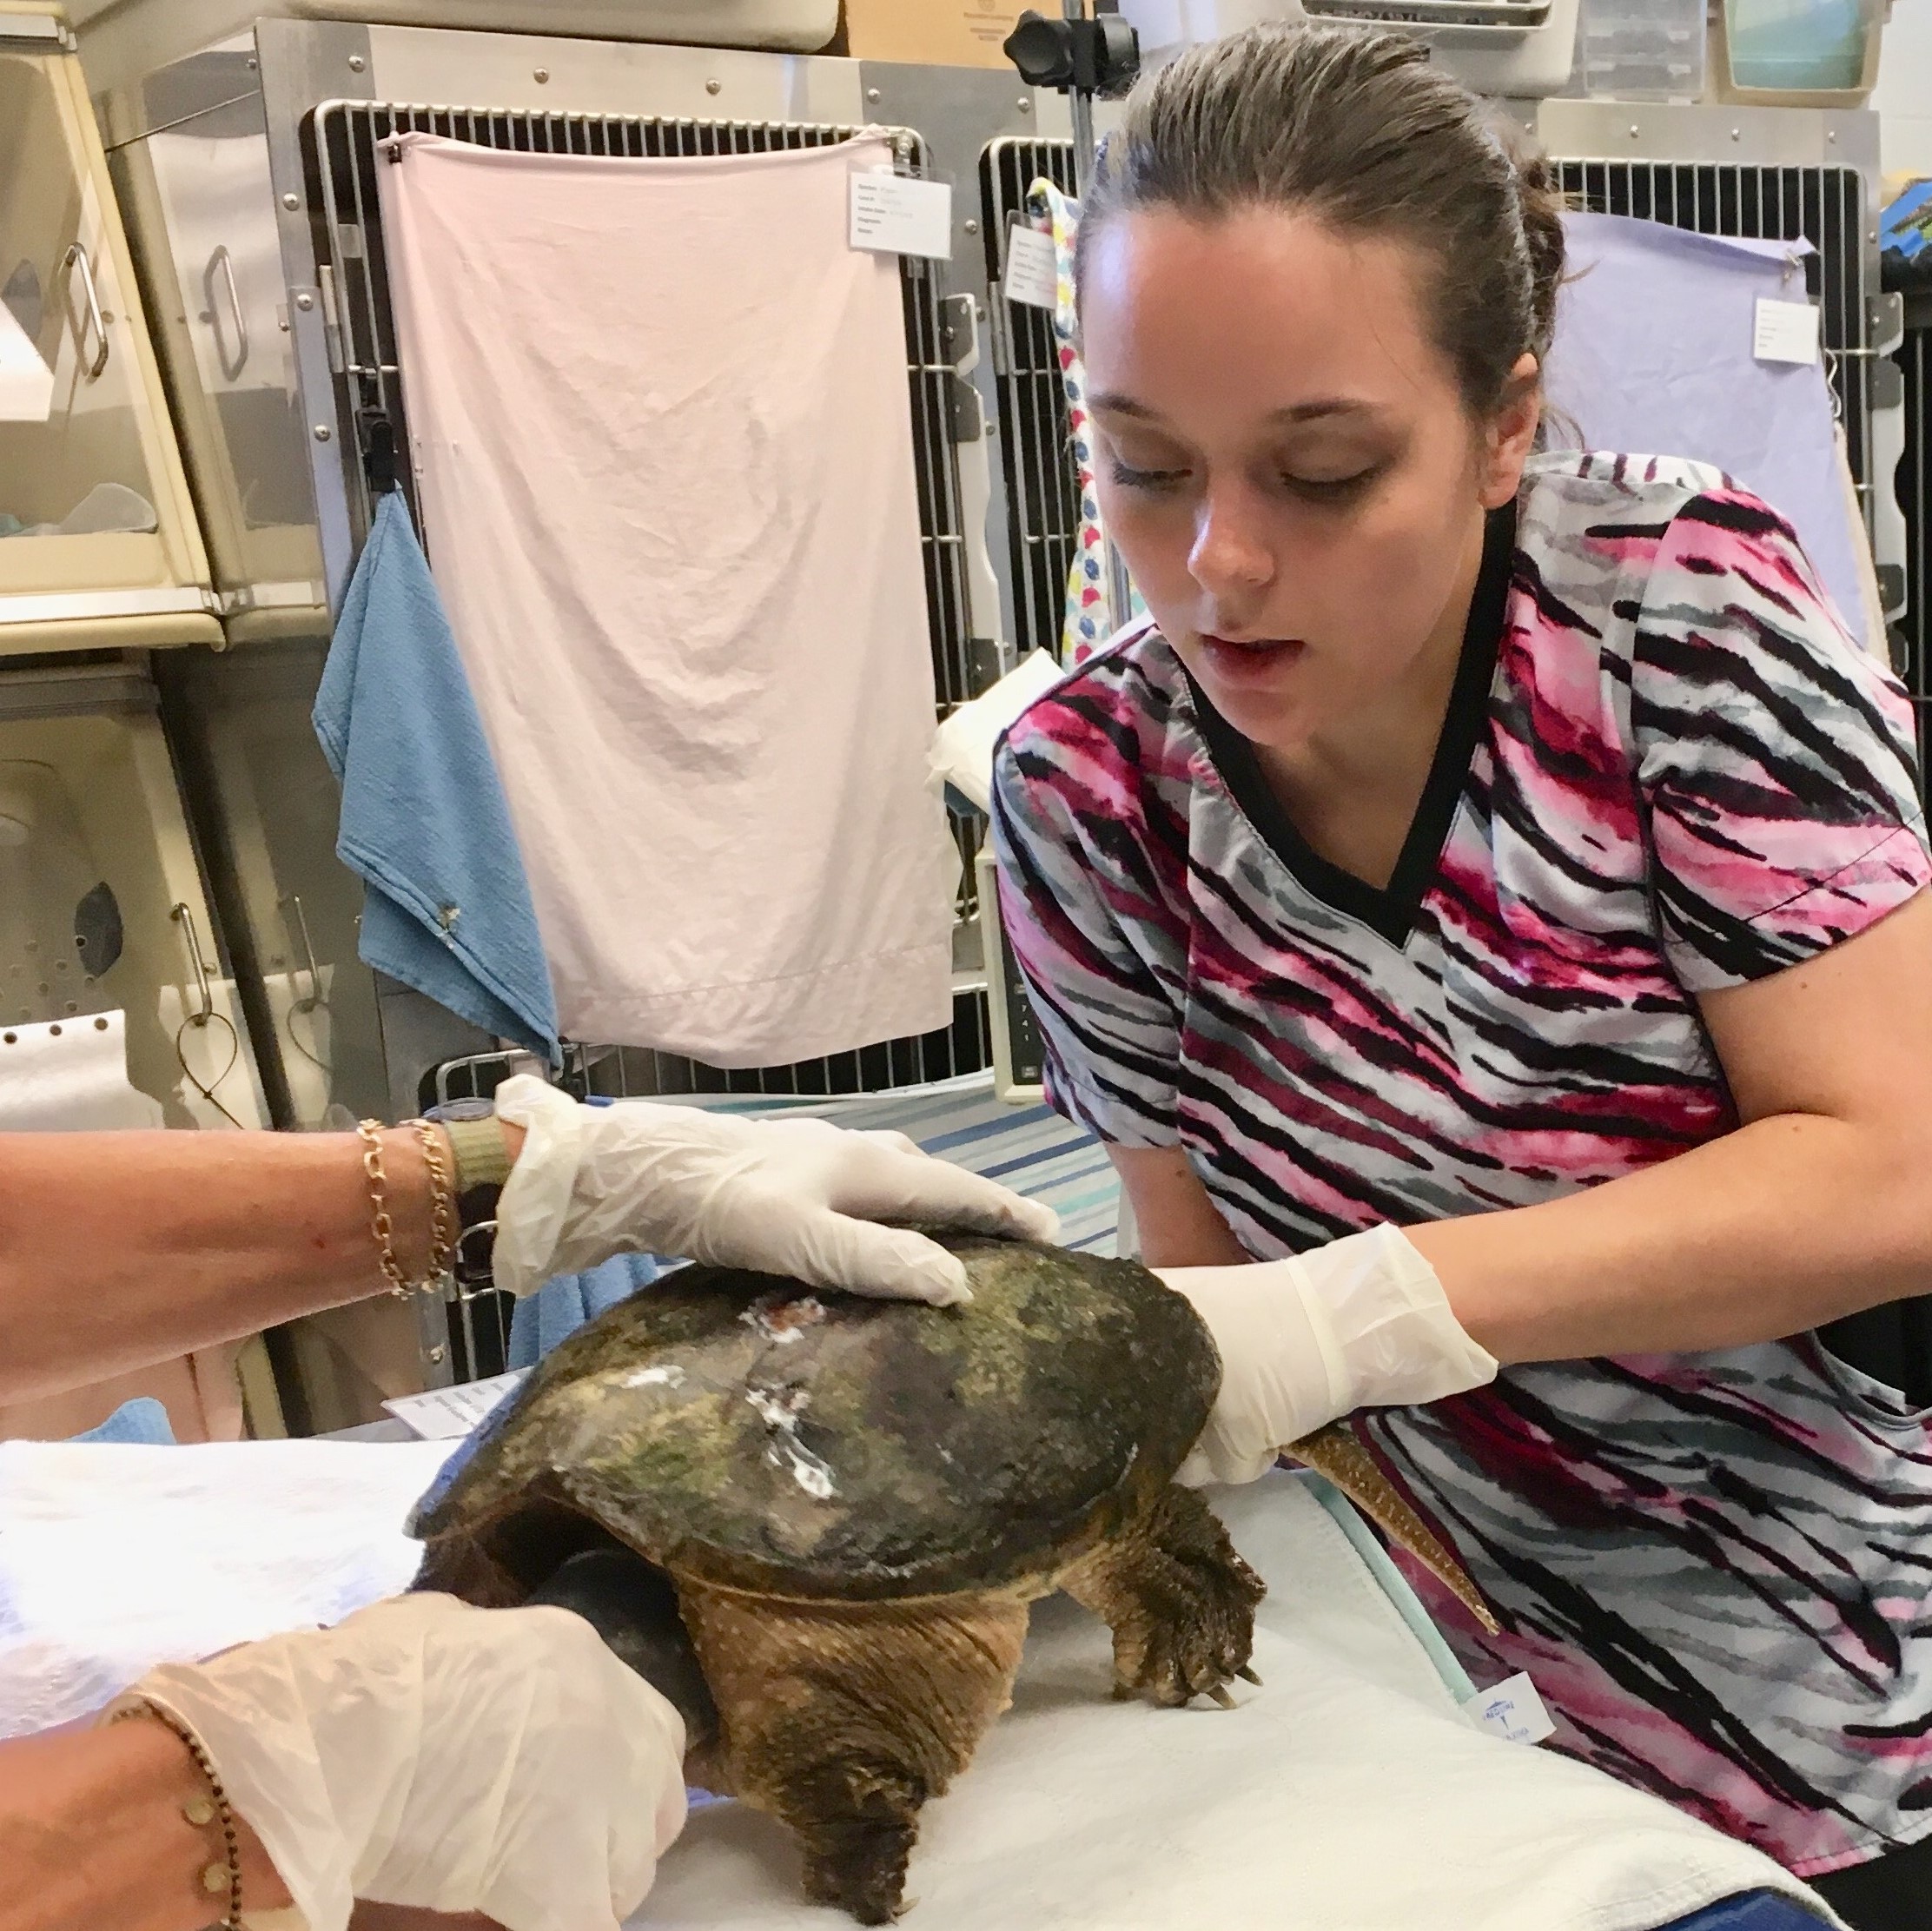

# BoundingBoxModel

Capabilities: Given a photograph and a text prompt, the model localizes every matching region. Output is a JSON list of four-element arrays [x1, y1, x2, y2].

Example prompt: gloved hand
[[1158, 1225, 1499, 1485], [491, 1075, 1059, 1306], [111, 1593, 687, 1931]]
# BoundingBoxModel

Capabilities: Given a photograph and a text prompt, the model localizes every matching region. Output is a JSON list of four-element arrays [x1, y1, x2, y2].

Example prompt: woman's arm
[[0, 1091, 1055, 1406], [0, 1717, 290, 1931], [1109, 1145, 1250, 1267], [1128, 890, 1932, 1366], [0, 1122, 490, 1405], [1410, 887, 1932, 1364]]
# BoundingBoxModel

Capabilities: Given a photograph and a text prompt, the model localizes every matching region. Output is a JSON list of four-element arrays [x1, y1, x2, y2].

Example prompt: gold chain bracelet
[[414, 1116, 458, 1282], [110, 1699, 242, 1931], [357, 1118, 458, 1298], [356, 1118, 410, 1295]]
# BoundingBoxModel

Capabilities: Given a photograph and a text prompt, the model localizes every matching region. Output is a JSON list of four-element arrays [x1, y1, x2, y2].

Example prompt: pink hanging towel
[[376, 133, 956, 1066]]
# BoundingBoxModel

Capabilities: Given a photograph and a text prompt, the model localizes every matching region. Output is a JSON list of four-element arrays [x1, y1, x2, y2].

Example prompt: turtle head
[[527, 1545, 720, 1756]]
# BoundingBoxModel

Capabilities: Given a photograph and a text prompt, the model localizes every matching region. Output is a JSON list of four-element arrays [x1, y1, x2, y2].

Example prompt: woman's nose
[[1188, 489, 1274, 600]]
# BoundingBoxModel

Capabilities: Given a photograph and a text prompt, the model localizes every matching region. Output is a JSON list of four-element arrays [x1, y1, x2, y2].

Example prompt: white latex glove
[[491, 1075, 1060, 1306], [1159, 1224, 1499, 1485], [110, 1593, 687, 1931]]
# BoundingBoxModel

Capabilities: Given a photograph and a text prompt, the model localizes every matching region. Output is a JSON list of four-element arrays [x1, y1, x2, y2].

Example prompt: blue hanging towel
[[314, 492, 559, 1059], [507, 1252, 661, 1370]]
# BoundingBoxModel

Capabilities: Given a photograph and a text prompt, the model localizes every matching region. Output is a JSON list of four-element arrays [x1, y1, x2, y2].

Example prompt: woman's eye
[[1281, 467, 1379, 501], [1108, 459, 1189, 492]]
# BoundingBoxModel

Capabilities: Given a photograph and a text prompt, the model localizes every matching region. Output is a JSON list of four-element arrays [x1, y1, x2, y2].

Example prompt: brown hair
[[1076, 23, 1567, 422]]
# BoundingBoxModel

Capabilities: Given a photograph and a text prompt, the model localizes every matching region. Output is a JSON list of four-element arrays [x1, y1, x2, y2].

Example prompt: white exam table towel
[[0, 1438, 453, 1738], [0, 1438, 1833, 1927], [374, 132, 956, 1067]]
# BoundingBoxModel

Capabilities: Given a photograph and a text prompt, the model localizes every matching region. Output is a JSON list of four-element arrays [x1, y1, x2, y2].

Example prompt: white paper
[[1754, 296, 1822, 366], [1463, 1670, 1558, 1746], [0, 1011, 164, 1131], [849, 171, 953, 261], [0, 298, 52, 424], [1004, 223, 1060, 310], [382, 1368, 529, 1440]]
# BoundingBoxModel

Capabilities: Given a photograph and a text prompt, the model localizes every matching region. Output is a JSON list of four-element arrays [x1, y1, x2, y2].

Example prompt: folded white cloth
[[927, 649, 1066, 816], [0, 1438, 452, 1737], [647, 1475, 1836, 1931]]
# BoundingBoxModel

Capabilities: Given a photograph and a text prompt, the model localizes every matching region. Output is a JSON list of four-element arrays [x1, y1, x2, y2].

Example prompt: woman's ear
[[1478, 352, 1543, 508]]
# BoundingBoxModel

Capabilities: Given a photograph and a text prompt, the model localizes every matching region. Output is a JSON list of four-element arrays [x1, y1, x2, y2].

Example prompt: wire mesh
[[307, 101, 991, 1096], [981, 137, 1081, 664]]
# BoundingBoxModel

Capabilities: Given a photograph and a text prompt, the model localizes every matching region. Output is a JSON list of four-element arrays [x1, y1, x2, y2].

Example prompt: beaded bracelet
[[110, 1698, 243, 1931]]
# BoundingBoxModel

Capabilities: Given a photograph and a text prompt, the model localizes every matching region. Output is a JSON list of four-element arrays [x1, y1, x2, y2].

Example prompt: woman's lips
[[1198, 633, 1307, 684]]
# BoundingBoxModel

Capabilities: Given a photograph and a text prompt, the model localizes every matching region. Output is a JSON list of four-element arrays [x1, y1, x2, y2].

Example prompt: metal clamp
[[280, 893, 321, 1013], [61, 242, 109, 382], [170, 903, 215, 1027], [206, 244, 248, 381]]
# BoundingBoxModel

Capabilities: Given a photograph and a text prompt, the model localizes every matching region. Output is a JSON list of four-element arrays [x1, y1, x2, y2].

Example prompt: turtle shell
[[412, 1236, 1219, 1602]]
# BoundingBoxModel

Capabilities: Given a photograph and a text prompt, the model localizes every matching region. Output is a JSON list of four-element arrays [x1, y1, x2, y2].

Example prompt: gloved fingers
[[491, 1078, 592, 1299], [856, 1128, 925, 1158], [783, 1212, 976, 1306], [1176, 1438, 1282, 1489], [822, 1142, 1060, 1246]]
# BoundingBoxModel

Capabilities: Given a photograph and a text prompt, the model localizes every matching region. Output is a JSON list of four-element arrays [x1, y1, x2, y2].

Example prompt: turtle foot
[[1061, 1480, 1266, 1708]]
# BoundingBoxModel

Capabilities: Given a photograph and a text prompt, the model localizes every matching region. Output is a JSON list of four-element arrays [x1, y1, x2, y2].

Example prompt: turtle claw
[[1207, 1683, 1237, 1710], [1237, 1665, 1261, 1685]]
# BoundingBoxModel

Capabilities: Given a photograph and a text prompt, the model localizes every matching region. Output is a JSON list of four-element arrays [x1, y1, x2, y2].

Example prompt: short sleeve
[[989, 705, 1184, 1145], [1633, 490, 1931, 992]]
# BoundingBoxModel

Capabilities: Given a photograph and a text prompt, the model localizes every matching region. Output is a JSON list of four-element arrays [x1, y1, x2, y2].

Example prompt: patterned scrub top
[[989, 451, 1932, 1876]]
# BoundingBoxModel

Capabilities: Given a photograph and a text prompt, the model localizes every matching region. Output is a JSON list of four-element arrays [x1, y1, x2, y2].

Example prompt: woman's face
[[1079, 207, 1538, 752]]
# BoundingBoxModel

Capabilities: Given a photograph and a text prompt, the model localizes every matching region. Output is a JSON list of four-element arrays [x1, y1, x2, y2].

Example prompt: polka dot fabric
[[1026, 179, 1142, 664]]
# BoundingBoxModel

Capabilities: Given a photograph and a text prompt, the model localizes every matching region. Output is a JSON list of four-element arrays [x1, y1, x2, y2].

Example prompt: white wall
[[1875, 0, 1932, 180]]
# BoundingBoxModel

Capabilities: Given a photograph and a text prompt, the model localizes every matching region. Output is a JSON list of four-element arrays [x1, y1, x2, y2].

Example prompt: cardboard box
[[839, 0, 1032, 69]]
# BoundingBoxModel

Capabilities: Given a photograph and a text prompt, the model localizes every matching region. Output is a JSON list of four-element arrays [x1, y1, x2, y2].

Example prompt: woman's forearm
[[1410, 1110, 1930, 1366], [0, 1122, 519, 1405], [0, 1720, 290, 1931], [1121, 1115, 1931, 1366]]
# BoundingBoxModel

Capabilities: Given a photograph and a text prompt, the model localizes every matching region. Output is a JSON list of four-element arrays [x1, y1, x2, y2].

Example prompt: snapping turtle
[[411, 1236, 1492, 1922]]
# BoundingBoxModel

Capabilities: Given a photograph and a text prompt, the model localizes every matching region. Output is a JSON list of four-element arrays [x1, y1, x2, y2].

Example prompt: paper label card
[[850, 171, 954, 261], [1462, 1672, 1557, 1746], [1753, 297, 1821, 367], [1004, 222, 1060, 310], [383, 1368, 530, 1440]]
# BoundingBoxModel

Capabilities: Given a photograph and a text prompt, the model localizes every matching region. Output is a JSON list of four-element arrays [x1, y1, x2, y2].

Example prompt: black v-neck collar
[[1183, 499, 1516, 950]]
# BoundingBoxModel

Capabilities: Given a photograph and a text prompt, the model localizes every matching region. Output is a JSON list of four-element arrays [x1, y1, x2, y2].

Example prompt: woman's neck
[[1254, 508, 1487, 892]]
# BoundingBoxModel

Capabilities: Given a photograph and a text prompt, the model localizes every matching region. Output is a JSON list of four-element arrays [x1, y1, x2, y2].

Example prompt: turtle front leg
[[676, 1583, 1029, 1924], [1059, 1480, 1265, 1708]]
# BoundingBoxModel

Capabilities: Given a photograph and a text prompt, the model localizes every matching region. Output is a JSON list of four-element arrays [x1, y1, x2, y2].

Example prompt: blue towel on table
[[507, 1252, 660, 1369], [1661, 1895, 1823, 1930], [313, 493, 558, 1059], [69, 1397, 176, 1445]]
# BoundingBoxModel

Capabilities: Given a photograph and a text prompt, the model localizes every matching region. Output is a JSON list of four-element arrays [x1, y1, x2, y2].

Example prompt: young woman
[[990, 25, 1932, 1928]]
